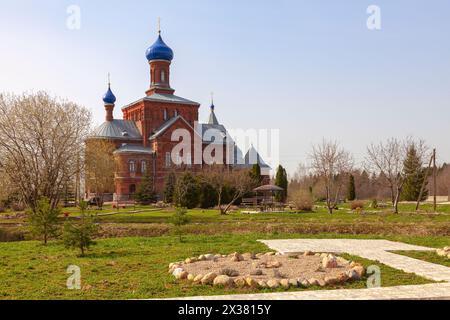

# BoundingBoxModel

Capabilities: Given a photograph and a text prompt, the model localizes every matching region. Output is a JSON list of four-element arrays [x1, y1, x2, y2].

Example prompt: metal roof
[[149, 116, 181, 140], [90, 120, 142, 140], [113, 144, 154, 155], [254, 185, 284, 192], [146, 34, 174, 62], [122, 93, 199, 110], [243, 146, 271, 168], [208, 109, 219, 125], [199, 123, 228, 144]]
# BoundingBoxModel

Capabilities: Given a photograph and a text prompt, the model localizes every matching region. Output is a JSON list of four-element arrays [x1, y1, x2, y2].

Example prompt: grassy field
[[1, 202, 449, 300], [1, 202, 450, 241], [0, 233, 444, 300]]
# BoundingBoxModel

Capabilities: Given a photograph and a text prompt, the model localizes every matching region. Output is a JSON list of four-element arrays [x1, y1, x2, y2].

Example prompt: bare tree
[[366, 137, 428, 213], [0, 92, 91, 212], [85, 139, 116, 207], [310, 140, 353, 214], [202, 166, 254, 215]]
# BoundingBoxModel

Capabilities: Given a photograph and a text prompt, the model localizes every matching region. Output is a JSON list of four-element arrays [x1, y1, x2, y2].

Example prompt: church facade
[[87, 31, 269, 201]]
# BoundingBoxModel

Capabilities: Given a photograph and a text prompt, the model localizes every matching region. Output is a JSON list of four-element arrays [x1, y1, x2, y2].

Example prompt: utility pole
[[416, 153, 433, 211], [433, 148, 437, 213]]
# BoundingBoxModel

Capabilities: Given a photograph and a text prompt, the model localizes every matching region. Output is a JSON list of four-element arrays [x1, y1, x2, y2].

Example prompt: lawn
[[394, 251, 450, 268], [2, 203, 450, 240], [0, 233, 447, 300]]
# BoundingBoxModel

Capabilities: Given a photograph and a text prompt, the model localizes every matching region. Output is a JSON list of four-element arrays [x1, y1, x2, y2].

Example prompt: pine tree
[[63, 200, 98, 256], [134, 171, 157, 205], [401, 146, 428, 201], [250, 164, 262, 186], [274, 165, 288, 202], [170, 207, 190, 242], [347, 174, 356, 201], [27, 197, 60, 245], [163, 171, 176, 204]]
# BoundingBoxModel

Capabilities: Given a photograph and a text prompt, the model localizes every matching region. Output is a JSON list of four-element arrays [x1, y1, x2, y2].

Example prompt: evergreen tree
[[170, 207, 190, 242], [274, 165, 288, 202], [347, 174, 356, 201], [134, 171, 157, 205], [174, 172, 200, 209], [401, 146, 428, 201], [198, 180, 218, 209], [163, 171, 176, 204], [250, 164, 262, 186], [27, 197, 60, 245], [63, 200, 98, 256]]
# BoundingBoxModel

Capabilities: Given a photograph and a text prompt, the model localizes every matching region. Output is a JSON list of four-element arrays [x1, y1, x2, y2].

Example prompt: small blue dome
[[146, 34, 174, 62], [103, 86, 116, 104]]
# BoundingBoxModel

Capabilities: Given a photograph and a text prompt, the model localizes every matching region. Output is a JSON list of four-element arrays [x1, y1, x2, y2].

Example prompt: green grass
[[0, 233, 445, 300], [394, 251, 450, 267], [2, 203, 449, 241]]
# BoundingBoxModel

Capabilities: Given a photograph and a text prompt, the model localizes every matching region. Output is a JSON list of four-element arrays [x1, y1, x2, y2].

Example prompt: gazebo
[[252, 184, 285, 211]]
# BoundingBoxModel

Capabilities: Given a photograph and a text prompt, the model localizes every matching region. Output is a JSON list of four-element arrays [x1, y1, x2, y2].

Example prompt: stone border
[[168, 252, 366, 290]]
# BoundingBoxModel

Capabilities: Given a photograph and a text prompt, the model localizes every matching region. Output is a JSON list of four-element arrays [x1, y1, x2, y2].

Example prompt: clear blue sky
[[1, 0, 449, 174]]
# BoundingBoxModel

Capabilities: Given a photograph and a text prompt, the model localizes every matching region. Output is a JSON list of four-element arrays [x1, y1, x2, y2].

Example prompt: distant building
[[87, 30, 269, 200]]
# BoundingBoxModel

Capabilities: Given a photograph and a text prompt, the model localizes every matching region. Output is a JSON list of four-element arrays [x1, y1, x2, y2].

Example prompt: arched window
[[163, 109, 168, 121], [174, 109, 178, 117], [161, 70, 166, 83], [129, 160, 136, 173], [141, 160, 147, 174]]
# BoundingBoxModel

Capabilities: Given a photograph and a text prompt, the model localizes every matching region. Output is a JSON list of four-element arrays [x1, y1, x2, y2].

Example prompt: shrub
[[370, 199, 379, 209], [174, 172, 200, 209], [351, 200, 365, 211], [290, 189, 314, 211], [11, 202, 26, 212]]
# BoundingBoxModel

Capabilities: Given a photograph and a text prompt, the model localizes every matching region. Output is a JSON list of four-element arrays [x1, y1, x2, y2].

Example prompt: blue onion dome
[[103, 85, 116, 104], [146, 34, 174, 62]]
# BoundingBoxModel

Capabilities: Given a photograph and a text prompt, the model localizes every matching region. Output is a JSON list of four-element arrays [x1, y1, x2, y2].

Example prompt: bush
[[198, 181, 217, 209], [290, 189, 314, 211], [174, 172, 200, 209], [351, 200, 365, 211], [370, 199, 379, 209], [11, 202, 26, 212]]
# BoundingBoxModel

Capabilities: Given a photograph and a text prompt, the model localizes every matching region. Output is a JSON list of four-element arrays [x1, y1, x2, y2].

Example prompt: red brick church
[[87, 30, 269, 201]]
